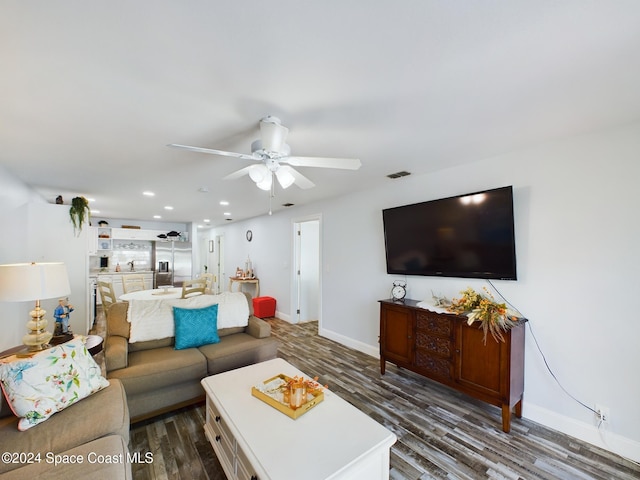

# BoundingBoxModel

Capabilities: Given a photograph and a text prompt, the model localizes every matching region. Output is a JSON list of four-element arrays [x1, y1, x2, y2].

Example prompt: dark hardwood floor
[[111, 316, 640, 479]]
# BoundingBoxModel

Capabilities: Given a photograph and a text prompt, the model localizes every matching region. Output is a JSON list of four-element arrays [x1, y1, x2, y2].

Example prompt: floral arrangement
[[448, 287, 520, 344]]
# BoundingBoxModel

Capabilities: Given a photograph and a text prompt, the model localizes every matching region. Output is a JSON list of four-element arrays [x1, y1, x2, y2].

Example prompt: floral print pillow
[[0, 340, 109, 430]]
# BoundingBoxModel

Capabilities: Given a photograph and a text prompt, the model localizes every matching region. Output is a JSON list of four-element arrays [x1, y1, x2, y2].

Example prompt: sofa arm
[[246, 315, 271, 339], [105, 335, 128, 372]]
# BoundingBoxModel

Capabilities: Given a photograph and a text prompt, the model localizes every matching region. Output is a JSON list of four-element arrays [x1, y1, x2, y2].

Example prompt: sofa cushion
[[0, 340, 109, 430], [0, 435, 132, 479], [173, 303, 220, 350], [0, 389, 12, 418], [106, 302, 131, 339], [0, 379, 129, 475], [199, 333, 279, 375], [107, 346, 207, 396]]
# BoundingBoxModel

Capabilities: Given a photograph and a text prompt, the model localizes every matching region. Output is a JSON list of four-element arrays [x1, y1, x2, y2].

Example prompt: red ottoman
[[253, 296, 276, 318]]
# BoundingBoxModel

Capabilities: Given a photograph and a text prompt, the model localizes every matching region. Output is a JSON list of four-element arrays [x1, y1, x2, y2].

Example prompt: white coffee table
[[201, 358, 396, 480]]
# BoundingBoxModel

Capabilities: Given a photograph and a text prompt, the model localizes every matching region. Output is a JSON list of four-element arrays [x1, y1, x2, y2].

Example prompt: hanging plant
[[69, 196, 91, 235]]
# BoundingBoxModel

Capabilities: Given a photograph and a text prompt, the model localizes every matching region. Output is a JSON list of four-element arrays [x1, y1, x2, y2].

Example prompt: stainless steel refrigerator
[[154, 241, 192, 287]]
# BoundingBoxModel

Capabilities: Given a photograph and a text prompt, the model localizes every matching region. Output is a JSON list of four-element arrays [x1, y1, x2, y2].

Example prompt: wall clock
[[246, 230, 253, 242]]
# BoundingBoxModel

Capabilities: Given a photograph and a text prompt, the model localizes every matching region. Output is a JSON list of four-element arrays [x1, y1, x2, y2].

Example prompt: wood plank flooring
[[121, 317, 639, 479]]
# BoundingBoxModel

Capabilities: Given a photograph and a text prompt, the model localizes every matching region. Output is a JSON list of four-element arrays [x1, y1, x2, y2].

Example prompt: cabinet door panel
[[456, 324, 503, 395], [380, 306, 413, 364]]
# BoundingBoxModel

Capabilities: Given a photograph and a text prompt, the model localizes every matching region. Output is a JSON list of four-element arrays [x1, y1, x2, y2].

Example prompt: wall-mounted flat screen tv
[[382, 186, 517, 280]]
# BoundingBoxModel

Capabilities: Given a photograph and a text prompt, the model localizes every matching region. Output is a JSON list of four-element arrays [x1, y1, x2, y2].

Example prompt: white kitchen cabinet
[[111, 228, 166, 241]]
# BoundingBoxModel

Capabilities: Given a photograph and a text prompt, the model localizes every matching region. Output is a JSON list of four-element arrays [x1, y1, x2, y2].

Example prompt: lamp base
[[22, 303, 54, 353], [15, 345, 51, 358]]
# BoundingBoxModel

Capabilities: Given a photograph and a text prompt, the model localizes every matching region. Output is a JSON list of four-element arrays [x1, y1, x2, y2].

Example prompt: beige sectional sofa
[[104, 291, 279, 422], [0, 378, 131, 479]]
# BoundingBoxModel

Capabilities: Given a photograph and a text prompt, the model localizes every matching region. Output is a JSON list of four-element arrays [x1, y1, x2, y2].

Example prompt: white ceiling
[[2, 1, 640, 227]]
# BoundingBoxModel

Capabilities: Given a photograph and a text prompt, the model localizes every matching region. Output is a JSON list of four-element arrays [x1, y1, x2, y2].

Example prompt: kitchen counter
[[94, 270, 154, 276]]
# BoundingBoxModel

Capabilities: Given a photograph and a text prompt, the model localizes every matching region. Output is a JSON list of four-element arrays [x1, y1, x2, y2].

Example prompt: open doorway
[[213, 234, 225, 294], [293, 215, 321, 324], [202, 234, 225, 294]]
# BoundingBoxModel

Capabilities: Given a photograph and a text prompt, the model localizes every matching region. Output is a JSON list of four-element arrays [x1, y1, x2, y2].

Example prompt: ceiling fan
[[168, 116, 361, 191]]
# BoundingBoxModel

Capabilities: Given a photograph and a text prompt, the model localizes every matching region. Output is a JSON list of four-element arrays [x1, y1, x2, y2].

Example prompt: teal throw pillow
[[173, 303, 220, 350]]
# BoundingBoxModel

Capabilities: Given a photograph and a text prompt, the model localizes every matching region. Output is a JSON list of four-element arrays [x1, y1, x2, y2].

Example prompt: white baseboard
[[275, 310, 291, 322], [524, 403, 640, 463], [318, 326, 379, 358]]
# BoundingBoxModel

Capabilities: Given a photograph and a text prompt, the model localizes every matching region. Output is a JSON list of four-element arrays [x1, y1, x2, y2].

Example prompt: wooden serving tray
[[251, 374, 324, 419]]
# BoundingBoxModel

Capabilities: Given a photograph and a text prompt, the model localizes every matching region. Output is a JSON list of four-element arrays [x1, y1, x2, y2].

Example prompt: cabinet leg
[[380, 357, 386, 375], [501, 404, 511, 433], [514, 399, 523, 418]]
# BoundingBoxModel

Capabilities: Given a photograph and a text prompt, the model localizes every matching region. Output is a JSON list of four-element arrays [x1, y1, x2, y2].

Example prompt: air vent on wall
[[387, 171, 411, 179], [282, 203, 295, 207]]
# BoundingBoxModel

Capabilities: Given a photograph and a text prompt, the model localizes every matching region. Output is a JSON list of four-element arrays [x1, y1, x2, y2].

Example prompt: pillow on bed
[[173, 303, 220, 350], [0, 340, 109, 430]]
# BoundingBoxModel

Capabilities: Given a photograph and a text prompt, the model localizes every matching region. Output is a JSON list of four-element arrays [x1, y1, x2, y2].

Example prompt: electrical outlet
[[595, 404, 610, 424]]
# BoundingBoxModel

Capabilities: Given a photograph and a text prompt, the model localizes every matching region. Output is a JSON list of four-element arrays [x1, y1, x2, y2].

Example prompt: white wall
[[0, 165, 48, 350], [210, 122, 640, 462]]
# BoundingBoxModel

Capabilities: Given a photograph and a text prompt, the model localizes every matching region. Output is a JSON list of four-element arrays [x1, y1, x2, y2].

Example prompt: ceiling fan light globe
[[256, 175, 272, 191], [275, 168, 295, 189], [249, 164, 269, 183]]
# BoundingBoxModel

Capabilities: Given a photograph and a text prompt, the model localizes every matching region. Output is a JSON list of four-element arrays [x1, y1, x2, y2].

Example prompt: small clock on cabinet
[[391, 281, 406, 301]]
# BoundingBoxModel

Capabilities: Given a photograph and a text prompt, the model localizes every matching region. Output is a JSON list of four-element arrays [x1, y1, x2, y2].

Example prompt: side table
[[228, 277, 260, 298]]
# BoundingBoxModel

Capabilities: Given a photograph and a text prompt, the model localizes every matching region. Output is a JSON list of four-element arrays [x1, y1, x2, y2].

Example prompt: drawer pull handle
[[215, 435, 221, 442], [215, 415, 221, 422], [251, 476, 258, 480]]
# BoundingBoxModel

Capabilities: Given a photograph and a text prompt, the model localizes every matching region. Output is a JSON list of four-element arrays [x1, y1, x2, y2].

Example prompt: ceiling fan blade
[[284, 156, 361, 170], [278, 165, 315, 189], [168, 144, 256, 160], [259, 118, 289, 152], [223, 165, 254, 180]]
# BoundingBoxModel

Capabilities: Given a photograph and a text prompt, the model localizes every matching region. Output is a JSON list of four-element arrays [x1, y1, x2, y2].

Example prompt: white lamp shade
[[0, 262, 71, 302]]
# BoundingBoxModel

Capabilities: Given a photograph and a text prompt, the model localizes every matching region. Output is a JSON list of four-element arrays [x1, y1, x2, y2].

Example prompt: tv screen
[[382, 186, 517, 280]]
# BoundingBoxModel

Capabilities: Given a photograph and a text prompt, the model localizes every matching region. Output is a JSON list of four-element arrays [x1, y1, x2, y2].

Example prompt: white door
[[215, 234, 225, 294], [294, 218, 320, 323]]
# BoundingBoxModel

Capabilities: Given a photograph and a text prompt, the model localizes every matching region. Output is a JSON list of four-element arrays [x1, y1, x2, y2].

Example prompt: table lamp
[[0, 262, 71, 353]]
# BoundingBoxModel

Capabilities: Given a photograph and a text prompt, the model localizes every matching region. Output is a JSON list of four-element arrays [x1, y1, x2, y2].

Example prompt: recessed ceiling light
[[164, 206, 173, 210], [153, 215, 162, 219], [203, 219, 210, 223], [91, 209, 100, 214], [199, 186, 209, 193], [87, 197, 96, 203], [143, 191, 155, 197], [223, 212, 231, 216], [220, 201, 229, 206]]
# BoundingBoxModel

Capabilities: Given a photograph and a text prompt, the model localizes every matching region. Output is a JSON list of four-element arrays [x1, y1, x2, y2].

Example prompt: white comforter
[[127, 292, 249, 343]]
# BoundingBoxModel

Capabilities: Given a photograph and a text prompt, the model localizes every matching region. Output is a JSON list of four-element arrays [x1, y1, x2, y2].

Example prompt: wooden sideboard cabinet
[[379, 299, 525, 432]]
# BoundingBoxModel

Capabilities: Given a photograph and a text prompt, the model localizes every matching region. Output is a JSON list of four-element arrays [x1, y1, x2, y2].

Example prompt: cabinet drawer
[[415, 350, 453, 379], [237, 445, 258, 480], [415, 331, 452, 357], [207, 404, 234, 447], [416, 312, 452, 337]]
